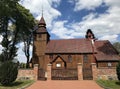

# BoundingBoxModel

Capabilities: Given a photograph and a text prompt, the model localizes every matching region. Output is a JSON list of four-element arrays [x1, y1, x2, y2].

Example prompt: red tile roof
[[46, 38, 95, 53], [46, 39, 120, 61], [95, 40, 120, 61]]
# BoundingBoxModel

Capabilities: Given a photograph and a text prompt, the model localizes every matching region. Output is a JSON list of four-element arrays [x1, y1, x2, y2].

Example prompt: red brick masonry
[[17, 64, 38, 80], [17, 63, 117, 81]]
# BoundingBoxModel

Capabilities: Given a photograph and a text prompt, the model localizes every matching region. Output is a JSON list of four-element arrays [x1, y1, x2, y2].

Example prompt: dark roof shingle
[[95, 40, 120, 61]]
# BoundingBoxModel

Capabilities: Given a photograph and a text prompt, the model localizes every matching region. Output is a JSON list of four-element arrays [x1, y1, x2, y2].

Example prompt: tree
[[21, 21, 38, 68], [0, 0, 35, 85], [0, 0, 35, 62], [22, 31, 32, 68], [0, 61, 18, 85], [113, 42, 120, 55], [116, 61, 120, 80]]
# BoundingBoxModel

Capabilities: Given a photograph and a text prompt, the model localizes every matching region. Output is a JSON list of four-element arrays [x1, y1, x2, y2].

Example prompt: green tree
[[113, 42, 120, 55], [116, 61, 120, 80], [0, 61, 18, 85], [0, 0, 35, 62], [19, 62, 27, 68], [0, 0, 35, 85]]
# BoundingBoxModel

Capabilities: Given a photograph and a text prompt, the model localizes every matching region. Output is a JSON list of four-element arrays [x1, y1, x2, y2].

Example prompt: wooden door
[[83, 55, 93, 80]]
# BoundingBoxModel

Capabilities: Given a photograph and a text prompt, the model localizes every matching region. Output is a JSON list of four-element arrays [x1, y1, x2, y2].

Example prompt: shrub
[[116, 61, 120, 80], [0, 61, 18, 85]]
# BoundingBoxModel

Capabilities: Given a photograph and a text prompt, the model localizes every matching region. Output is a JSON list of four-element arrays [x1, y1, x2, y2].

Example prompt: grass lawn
[[96, 80, 120, 89], [0, 80, 34, 89]]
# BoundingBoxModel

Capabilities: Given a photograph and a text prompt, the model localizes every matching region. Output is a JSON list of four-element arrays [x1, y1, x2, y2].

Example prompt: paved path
[[26, 80, 103, 89]]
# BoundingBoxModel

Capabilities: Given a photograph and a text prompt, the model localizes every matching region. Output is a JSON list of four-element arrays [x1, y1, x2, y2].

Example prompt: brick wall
[[17, 69, 35, 80], [17, 63, 118, 81], [91, 63, 118, 80], [97, 68, 117, 80], [17, 64, 38, 80]]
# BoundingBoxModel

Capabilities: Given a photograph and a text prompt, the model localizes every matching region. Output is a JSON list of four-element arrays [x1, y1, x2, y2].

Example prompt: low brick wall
[[17, 64, 39, 80], [17, 63, 118, 81], [97, 68, 117, 80], [17, 69, 35, 80]]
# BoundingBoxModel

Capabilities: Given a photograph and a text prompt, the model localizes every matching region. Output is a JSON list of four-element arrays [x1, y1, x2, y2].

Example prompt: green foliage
[[0, 0, 35, 64], [0, 0, 35, 85], [0, 80, 34, 89], [116, 61, 120, 81], [113, 42, 120, 55], [0, 37, 18, 62], [0, 61, 18, 85], [19, 62, 26, 68], [96, 80, 120, 89]]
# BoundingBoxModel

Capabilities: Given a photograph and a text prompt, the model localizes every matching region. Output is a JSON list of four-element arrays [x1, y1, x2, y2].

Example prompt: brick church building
[[31, 16, 120, 80]]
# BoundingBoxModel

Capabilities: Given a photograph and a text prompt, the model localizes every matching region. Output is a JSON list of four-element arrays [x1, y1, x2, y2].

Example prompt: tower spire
[[42, 5, 43, 17], [38, 5, 46, 27]]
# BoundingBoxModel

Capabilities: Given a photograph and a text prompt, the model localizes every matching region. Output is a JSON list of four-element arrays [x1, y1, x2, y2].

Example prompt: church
[[31, 16, 120, 80]]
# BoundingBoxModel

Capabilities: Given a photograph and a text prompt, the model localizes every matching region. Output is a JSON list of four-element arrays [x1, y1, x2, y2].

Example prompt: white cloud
[[68, 0, 74, 4], [19, 0, 120, 42], [51, 21, 75, 39], [0, 35, 2, 42], [19, 0, 61, 28], [68, 0, 120, 11], [104, 0, 120, 7], [99, 34, 118, 42], [0, 35, 3, 53], [78, 6, 120, 40], [72, 0, 103, 11], [64, 0, 120, 42]]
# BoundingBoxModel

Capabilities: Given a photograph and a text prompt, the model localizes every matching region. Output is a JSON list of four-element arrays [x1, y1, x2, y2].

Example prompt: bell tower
[[85, 29, 95, 40], [32, 16, 50, 69]]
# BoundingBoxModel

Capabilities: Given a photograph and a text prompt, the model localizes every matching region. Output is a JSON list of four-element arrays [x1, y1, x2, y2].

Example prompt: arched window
[[68, 55, 72, 62]]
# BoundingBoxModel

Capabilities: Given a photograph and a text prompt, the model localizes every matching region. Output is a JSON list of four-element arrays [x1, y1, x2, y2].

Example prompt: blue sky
[[0, 0, 120, 63], [19, 0, 120, 42]]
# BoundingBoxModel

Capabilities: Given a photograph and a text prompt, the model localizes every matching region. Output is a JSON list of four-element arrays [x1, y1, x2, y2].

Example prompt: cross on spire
[[42, 5, 43, 17]]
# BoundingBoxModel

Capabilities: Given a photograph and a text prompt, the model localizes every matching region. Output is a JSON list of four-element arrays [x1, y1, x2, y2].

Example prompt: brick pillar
[[91, 63, 97, 80], [47, 63, 52, 81], [77, 63, 83, 80], [33, 64, 39, 80]]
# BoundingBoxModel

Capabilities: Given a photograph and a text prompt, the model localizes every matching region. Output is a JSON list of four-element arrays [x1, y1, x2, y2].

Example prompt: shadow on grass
[[0, 81, 23, 87], [115, 81, 120, 85]]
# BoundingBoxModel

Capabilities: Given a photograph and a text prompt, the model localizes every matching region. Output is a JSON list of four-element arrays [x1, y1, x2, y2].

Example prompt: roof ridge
[[50, 38, 86, 41]]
